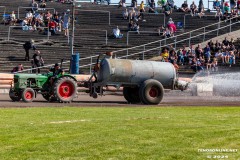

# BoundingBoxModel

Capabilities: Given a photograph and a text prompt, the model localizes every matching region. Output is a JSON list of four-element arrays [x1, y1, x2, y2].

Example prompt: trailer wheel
[[22, 88, 35, 103], [9, 89, 21, 102], [139, 79, 164, 105], [123, 87, 141, 104], [53, 77, 77, 103]]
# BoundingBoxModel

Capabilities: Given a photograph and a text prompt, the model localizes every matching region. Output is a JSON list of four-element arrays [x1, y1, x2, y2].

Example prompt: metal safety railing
[[112, 15, 240, 58], [68, 29, 108, 45], [7, 26, 50, 41], [75, 9, 111, 26]]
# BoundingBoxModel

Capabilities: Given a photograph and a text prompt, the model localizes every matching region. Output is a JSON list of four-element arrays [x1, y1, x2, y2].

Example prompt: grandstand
[[0, 0, 239, 73]]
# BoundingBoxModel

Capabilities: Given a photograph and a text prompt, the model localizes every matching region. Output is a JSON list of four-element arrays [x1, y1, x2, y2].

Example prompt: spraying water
[[189, 71, 240, 96]]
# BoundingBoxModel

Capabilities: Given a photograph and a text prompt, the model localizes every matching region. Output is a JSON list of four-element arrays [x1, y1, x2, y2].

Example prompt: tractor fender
[[59, 75, 77, 82]]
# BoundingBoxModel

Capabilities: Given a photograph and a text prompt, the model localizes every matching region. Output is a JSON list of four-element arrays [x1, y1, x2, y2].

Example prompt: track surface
[[1, 91, 240, 107]]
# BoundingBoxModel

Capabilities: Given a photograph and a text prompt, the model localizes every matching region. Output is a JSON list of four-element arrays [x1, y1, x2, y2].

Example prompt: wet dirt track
[[1, 92, 240, 107]]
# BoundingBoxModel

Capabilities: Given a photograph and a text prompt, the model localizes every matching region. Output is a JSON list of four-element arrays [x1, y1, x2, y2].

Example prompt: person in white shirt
[[113, 26, 123, 38]]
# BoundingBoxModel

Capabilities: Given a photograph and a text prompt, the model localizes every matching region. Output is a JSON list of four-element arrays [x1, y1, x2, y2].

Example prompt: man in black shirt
[[32, 50, 44, 73], [23, 39, 36, 61], [49, 63, 64, 84]]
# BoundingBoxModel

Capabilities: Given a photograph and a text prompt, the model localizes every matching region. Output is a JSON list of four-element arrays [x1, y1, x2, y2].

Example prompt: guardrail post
[[126, 49, 129, 59], [160, 39, 162, 49], [230, 18, 232, 33], [164, 14, 166, 27], [105, 30, 108, 45], [142, 45, 145, 60], [174, 36, 177, 49], [109, 11, 111, 26], [90, 56, 93, 74], [17, 7, 20, 19], [203, 27, 206, 42], [127, 32, 129, 46], [164, 37, 166, 45], [189, 31, 191, 47], [8, 26, 11, 41], [184, 15, 186, 28], [47, 27, 50, 40]]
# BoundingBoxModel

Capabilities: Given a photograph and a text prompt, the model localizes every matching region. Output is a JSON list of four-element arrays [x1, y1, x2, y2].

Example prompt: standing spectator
[[63, 12, 70, 36], [229, 51, 235, 67], [198, 0, 205, 18], [237, 0, 240, 12], [23, 39, 36, 61], [32, 50, 44, 73], [167, 0, 174, 9], [137, 1, 146, 21], [48, 19, 57, 35]]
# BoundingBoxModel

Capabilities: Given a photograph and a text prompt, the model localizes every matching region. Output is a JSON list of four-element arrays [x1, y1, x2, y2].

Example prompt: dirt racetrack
[[0, 91, 240, 107]]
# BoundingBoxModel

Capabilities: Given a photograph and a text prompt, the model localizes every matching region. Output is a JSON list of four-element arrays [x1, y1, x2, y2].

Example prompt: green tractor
[[9, 72, 78, 103]]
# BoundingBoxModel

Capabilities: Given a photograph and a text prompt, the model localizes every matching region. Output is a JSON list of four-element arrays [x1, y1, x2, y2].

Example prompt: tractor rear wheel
[[139, 79, 164, 105], [53, 77, 77, 103], [22, 88, 35, 103], [123, 87, 141, 104], [9, 89, 21, 102]]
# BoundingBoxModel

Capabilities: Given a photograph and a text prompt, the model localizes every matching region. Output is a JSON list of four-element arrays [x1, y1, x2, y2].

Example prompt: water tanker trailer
[[86, 58, 188, 105]]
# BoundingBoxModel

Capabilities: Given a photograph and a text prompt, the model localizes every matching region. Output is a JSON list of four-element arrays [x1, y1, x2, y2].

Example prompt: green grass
[[0, 107, 239, 160]]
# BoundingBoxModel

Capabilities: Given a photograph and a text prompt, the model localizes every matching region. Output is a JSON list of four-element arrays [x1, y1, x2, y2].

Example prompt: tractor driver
[[49, 63, 64, 84]]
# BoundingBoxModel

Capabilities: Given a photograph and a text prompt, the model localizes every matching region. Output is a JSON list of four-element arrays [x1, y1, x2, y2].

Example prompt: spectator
[[48, 19, 57, 35], [32, 50, 44, 73], [40, 0, 47, 8], [215, 7, 223, 18], [222, 37, 229, 46], [63, 12, 70, 36], [10, 11, 17, 25], [49, 63, 64, 84], [32, 0, 39, 13], [180, 1, 189, 12], [149, 0, 156, 9], [224, 2, 230, 13], [137, 1, 146, 21], [157, 25, 165, 36], [11, 64, 24, 73], [131, 0, 137, 7], [237, 0, 240, 11], [177, 48, 184, 65], [229, 51, 235, 67], [198, 1, 205, 18], [163, 3, 172, 16], [123, 8, 128, 19], [159, 0, 167, 7], [23, 39, 36, 61], [230, 0, 237, 10], [167, 0, 174, 9], [190, 1, 197, 16], [213, 0, 221, 10], [160, 47, 169, 62], [112, 26, 123, 38], [129, 7, 137, 21]]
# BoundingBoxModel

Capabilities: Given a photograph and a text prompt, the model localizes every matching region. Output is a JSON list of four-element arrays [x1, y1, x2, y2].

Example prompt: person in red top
[[48, 20, 56, 35]]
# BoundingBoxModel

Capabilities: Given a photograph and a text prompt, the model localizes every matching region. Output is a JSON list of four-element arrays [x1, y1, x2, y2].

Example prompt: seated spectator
[[215, 8, 223, 18], [133, 22, 140, 33], [123, 8, 128, 19], [25, 10, 33, 24], [159, 0, 167, 7], [238, 0, 240, 11], [129, 7, 137, 20], [198, 3, 205, 18], [131, 0, 137, 7], [163, 3, 172, 16], [160, 47, 169, 62], [167, 0, 174, 9], [222, 11, 230, 21], [229, 51, 235, 67], [167, 17, 174, 25], [157, 25, 165, 36], [32, 0, 38, 13], [223, 2, 230, 13], [230, 0, 237, 10], [148, 6, 155, 13], [149, 0, 156, 9], [40, 0, 47, 8], [53, 11, 62, 32], [10, 11, 17, 25], [11, 64, 24, 73], [180, 1, 189, 12], [211, 57, 218, 71], [112, 26, 123, 38], [191, 58, 204, 72], [165, 27, 172, 37], [190, 1, 197, 16], [213, 0, 221, 10], [48, 19, 57, 35], [222, 37, 229, 46], [177, 48, 184, 65]]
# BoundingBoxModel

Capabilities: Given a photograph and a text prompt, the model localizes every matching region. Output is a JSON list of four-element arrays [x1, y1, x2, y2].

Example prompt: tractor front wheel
[[22, 88, 35, 103], [9, 89, 21, 102], [53, 77, 77, 103]]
